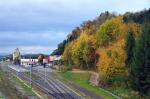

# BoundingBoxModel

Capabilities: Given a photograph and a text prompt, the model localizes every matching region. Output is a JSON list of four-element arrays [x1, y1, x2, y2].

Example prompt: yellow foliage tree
[[63, 33, 97, 69], [97, 39, 127, 84], [96, 17, 141, 85], [96, 16, 124, 46], [63, 15, 141, 77], [73, 33, 91, 68], [62, 42, 73, 66]]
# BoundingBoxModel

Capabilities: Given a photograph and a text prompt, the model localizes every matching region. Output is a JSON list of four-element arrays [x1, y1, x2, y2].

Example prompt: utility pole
[[30, 61, 32, 88], [37, 65, 39, 72], [43, 58, 48, 83], [45, 66, 46, 83], [29, 54, 33, 88]]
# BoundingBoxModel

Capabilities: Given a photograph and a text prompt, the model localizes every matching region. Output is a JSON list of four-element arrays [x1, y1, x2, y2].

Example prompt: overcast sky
[[0, 0, 149, 55]]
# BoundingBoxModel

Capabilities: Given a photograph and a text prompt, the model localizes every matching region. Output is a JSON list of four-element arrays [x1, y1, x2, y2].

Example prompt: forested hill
[[51, 8, 150, 97], [51, 11, 116, 55], [51, 9, 150, 56]]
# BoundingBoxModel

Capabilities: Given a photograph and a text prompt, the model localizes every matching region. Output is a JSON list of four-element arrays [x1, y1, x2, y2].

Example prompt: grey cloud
[[0, 31, 67, 47], [0, 0, 149, 54]]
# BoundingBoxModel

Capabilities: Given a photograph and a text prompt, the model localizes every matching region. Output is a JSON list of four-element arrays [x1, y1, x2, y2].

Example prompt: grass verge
[[12, 75, 44, 98], [12, 75, 35, 96], [61, 71, 117, 99]]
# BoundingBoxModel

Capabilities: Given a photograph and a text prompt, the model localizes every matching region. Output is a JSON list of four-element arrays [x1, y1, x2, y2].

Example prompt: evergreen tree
[[125, 30, 135, 67], [131, 23, 150, 94], [125, 30, 135, 88]]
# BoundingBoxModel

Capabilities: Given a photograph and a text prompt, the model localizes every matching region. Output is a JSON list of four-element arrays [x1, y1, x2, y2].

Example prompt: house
[[49, 56, 55, 62], [54, 55, 61, 61], [49, 55, 61, 62], [43, 58, 49, 64], [21, 59, 38, 66]]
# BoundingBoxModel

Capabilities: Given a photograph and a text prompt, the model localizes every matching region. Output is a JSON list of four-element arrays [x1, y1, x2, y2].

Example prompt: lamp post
[[45, 65, 46, 83], [43, 58, 48, 83], [37, 64, 39, 72], [29, 53, 33, 88], [30, 63, 32, 88]]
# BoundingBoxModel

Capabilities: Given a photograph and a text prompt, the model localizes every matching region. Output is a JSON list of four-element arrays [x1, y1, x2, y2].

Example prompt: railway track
[[8, 66, 60, 99], [32, 69, 82, 99], [20, 71, 72, 99], [8, 66, 82, 99], [18, 73, 61, 99]]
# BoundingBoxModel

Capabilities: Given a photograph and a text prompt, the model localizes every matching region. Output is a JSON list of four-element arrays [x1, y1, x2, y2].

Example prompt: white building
[[21, 59, 38, 66], [54, 55, 61, 61], [49, 55, 61, 62]]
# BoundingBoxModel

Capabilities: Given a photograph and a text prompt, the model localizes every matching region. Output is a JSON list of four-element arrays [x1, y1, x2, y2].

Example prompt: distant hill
[[21, 54, 49, 59]]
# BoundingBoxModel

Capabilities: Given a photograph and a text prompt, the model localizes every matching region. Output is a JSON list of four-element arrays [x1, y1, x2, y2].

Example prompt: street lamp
[[29, 53, 33, 88], [43, 58, 48, 83], [30, 63, 32, 88], [45, 66, 46, 83]]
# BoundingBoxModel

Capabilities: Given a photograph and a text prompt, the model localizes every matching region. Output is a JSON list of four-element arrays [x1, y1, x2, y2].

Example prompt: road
[[8, 64, 82, 99]]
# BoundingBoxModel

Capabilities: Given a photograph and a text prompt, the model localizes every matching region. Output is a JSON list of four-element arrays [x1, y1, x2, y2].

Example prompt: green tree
[[51, 40, 67, 55], [96, 16, 123, 46], [131, 23, 150, 95], [125, 30, 135, 67]]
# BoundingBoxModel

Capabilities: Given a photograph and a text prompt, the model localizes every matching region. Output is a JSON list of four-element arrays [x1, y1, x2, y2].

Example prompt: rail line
[[32, 70, 81, 99], [20, 71, 72, 99], [19, 72, 60, 99], [8, 66, 60, 99], [8, 66, 82, 99]]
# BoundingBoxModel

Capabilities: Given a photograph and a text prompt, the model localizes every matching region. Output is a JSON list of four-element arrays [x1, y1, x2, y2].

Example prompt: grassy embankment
[[0, 65, 37, 98], [61, 71, 142, 99], [61, 71, 117, 99], [0, 67, 21, 98], [12, 75, 35, 95]]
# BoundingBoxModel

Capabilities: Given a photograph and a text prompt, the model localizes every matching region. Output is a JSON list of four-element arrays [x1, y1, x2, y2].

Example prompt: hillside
[[52, 8, 150, 98], [52, 9, 150, 56]]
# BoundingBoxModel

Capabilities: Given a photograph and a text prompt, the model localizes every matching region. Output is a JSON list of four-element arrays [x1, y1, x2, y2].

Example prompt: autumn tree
[[63, 33, 97, 69], [96, 16, 124, 46], [96, 17, 141, 86], [93, 11, 116, 29], [97, 39, 127, 85], [71, 33, 90, 69], [62, 43, 73, 67], [38, 54, 44, 64], [81, 20, 96, 35]]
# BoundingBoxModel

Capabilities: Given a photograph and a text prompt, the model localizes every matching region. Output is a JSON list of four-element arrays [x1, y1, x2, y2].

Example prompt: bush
[[59, 65, 72, 72]]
